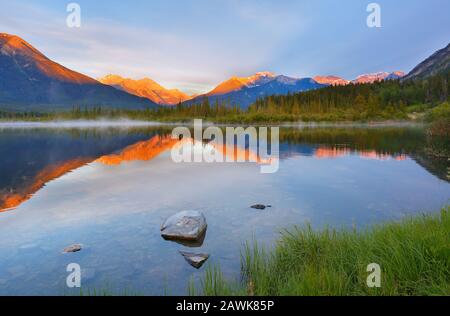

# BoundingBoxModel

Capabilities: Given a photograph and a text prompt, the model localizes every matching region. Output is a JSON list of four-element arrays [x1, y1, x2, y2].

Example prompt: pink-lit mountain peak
[[352, 71, 405, 84], [0, 33, 45, 58], [313, 75, 350, 86], [314, 71, 405, 86], [206, 71, 276, 96], [99, 74, 192, 105], [0, 33, 97, 85]]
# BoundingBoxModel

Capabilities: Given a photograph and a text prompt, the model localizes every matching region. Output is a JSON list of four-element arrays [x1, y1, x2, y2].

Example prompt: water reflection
[[314, 147, 407, 160], [0, 158, 92, 211], [96, 135, 178, 166], [0, 127, 173, 212], [0, 125, 448, 295], [0, 126, 448, 213]]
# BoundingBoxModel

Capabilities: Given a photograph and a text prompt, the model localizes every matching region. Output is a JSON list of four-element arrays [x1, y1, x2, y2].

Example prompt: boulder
[[179, 251, 210, 269], [161, 211, 207, 242]]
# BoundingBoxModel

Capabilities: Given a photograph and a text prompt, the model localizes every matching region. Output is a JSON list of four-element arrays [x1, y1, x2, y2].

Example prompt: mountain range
[[101, 71, 406, 109], [183, 72, 325, 109], [178, 71, 405, 109], [0, 33, 448, 111], [0, 33, 156, 110]]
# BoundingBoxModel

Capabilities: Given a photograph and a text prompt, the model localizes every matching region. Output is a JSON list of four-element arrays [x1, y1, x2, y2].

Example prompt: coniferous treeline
[[1, 71, 448, 122], [248, 71, 449, 120]]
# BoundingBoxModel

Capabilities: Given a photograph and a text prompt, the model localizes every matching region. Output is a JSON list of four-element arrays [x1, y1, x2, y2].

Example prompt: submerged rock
[[161, 211, 207, 242], [63, 244, 82, 253], [179, 251, 210, 269]]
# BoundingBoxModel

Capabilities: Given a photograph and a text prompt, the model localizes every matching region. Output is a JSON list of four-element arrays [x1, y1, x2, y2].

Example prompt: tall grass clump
[[195, 207, 450, 296]]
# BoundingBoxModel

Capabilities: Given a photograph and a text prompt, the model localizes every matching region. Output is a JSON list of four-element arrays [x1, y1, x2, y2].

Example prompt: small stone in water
[[251, 204, 267, 210], [179, 251, 210, 269], [63, 244, 82, 253]]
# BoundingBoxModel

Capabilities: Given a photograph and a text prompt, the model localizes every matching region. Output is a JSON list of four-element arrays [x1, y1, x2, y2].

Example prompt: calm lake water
[[0, 122, 449, 295]]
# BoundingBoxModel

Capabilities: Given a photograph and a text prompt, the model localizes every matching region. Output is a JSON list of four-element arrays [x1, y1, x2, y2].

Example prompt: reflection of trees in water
[[278, 127, 449, 182], [420, 135, 450, 182]]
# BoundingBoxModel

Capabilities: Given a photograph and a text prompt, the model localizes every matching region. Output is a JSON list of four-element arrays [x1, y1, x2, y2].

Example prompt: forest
[[1, 71, 448, 124]]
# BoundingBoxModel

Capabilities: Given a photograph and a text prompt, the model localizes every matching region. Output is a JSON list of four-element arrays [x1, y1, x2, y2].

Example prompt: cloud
[[0, 1, 307, 94]]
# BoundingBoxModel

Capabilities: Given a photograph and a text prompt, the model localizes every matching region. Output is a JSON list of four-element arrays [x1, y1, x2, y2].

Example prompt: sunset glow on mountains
[[99, 75, 193, 105]]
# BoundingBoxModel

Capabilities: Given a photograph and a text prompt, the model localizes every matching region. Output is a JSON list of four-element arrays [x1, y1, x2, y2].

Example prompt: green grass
[[195, 207, 450, 296]]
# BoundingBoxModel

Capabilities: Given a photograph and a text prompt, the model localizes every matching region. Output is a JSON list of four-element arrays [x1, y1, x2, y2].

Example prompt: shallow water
[[0, 124, 448, 295]]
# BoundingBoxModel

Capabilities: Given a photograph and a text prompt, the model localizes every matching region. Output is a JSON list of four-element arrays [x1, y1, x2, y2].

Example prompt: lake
[[0, 122, 449, 295]]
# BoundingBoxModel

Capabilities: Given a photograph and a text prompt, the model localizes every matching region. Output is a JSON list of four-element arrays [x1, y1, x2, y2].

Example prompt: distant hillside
[[99, 75, 192, 105], [402, 43, 450, 81], [0, 33, 156, 111]]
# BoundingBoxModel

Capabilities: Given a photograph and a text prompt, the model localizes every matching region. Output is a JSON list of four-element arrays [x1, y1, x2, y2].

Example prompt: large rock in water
[[161, 211, 207, 241]]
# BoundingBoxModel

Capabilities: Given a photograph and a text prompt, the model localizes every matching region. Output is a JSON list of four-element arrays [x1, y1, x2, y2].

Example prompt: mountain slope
[[187, 73, 325, 109], [99, 75, 191, 105], [0, 33, 156, 110], [402, 43, 450, 81]]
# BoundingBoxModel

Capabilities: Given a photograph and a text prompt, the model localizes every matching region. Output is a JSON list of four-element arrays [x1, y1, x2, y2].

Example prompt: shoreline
[[0, 119, 425, 129], [192, 206, 450, 296]]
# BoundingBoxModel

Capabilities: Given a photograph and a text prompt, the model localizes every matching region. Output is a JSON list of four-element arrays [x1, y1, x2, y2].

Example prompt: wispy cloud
[[2, 0, 448, 93], [0, 1, 307, 94]]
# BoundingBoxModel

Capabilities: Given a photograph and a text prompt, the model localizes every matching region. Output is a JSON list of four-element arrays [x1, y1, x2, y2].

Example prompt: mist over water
[[0, 119, 164, 129], [0, 120, 426, 130]]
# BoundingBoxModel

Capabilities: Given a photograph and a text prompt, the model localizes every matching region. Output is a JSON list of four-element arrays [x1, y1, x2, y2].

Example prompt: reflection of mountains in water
[[0, 131, 274, 211], [0, 127, 448, 212], [0, 127, 173, 211]]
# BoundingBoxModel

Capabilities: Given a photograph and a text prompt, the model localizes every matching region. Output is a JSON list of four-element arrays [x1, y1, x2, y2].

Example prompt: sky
[[1, 0, 449, 95]]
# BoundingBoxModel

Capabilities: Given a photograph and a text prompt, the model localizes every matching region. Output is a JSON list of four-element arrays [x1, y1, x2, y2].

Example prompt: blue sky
[[1, 0, 449, 94]]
